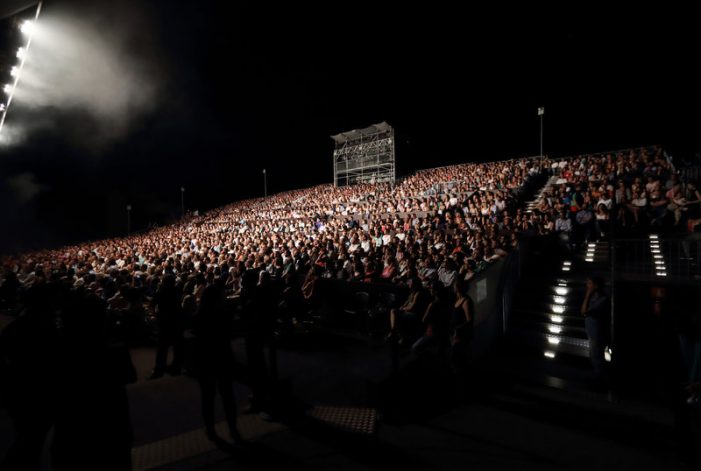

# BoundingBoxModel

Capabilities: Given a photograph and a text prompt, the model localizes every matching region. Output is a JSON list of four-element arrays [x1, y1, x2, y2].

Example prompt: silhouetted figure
[[412, 280, 451, 356], [0, 284, 59, 471], [0, 268, 20, 309], [580, 275, 610, 382], [450, 279, 474, 398], [150, 275, 185, 378], [192, 283, 242, 444], [51, 290, 137, 471], [245, 271, 278, 416]]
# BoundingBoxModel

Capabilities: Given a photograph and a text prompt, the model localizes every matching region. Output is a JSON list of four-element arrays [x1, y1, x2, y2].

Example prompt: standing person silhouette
[[51, 290, 137, 471], [192, 283, 242, 444], [0, 284, 59, 471], [581, 275, 610, 383], [150, 275, 184, 379]]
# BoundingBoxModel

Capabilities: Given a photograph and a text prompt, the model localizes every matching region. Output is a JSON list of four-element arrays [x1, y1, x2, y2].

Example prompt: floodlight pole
[[539, 107, 545, 157]]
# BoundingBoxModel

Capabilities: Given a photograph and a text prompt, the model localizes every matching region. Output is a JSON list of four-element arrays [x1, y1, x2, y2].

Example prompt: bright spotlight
[[3, 84, 12, 94], [16, 47, 26, 60], [10, 67, 19, 77], [20, 20, 35, 35]]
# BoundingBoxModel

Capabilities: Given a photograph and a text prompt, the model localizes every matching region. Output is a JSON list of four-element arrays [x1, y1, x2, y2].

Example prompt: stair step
[[510, 318, 587, 337]]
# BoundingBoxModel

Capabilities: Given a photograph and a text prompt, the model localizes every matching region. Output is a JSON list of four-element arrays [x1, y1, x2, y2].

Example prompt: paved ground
[[0, 316, 695, 470]]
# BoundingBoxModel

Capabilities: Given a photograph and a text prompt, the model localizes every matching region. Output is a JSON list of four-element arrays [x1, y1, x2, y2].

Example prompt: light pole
[[180, 186, 185, 218], [126, 204, 132, 236], [538, 107, 545, 157], [263, 168, 267, 197]]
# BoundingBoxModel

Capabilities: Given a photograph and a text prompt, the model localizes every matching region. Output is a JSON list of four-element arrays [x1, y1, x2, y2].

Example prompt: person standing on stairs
[[581, 275, 610, 384]]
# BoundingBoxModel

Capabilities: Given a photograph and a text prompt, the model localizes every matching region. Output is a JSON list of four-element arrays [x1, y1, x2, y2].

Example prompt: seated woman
[[386, 277, 428, 344], [412, 280, 451, 356]]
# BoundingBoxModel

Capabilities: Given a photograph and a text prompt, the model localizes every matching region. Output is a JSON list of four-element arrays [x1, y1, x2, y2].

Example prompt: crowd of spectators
[[527, 147, 701, 248], [0, 157, 550, 321]]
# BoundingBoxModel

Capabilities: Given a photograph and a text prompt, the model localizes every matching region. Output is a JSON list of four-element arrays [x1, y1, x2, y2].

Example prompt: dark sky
[[1, 1, 699, 253]]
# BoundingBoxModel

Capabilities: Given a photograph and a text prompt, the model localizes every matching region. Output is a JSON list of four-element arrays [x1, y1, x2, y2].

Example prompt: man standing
[[581, 275, 609, 383]]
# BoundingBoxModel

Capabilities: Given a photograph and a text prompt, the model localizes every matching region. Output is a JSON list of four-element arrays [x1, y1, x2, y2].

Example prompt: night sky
[[0, 1, 699, 253]]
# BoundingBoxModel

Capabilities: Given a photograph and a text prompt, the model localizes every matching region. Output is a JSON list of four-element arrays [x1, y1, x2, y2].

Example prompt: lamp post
[[126, 204, 132, 236], [263, 168, 267, 198], [180, 186, 185, 218], [538, 107, 545, 157]]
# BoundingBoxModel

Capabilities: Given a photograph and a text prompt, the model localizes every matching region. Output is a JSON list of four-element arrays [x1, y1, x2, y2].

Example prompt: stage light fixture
[[21, 20, 35, 35]]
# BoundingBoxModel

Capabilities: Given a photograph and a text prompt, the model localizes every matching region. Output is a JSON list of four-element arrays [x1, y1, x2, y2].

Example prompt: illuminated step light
[[562, 267, 571, 271], [649, 245, 660, 250], [548, 325, 562, 334], [562, 261, 572, 266], [547, 336, 561, 345], [656, 272, 667, 277], [550, 315, 564, 324], [653, 254, 663, 259], [587, 243, 596, 248], [585, 258, 594, 262], [557, 279, 568, 284], [555, 287, 568, 295], [651, 249, 661, 254], [654, 260, 665, 265], [544, 351, 556, 359], [649, 234, 658, 239], [553, 296, 566, 305], [552, 304, 566, 314], [604, 348, 612, 363]]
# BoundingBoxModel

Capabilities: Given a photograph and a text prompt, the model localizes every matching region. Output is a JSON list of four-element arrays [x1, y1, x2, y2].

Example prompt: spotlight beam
[[0, 1, 42, 134]]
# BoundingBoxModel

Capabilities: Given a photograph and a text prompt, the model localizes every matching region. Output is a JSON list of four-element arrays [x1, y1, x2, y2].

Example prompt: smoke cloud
[[6, 2, 165, 148]]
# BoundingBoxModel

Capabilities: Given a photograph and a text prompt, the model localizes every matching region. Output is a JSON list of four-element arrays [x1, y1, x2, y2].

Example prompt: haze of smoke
[[9, 6, 164, 147]]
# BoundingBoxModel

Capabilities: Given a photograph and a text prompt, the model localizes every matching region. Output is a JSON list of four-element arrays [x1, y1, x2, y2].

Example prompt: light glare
[[21, 20, 35, 35]]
